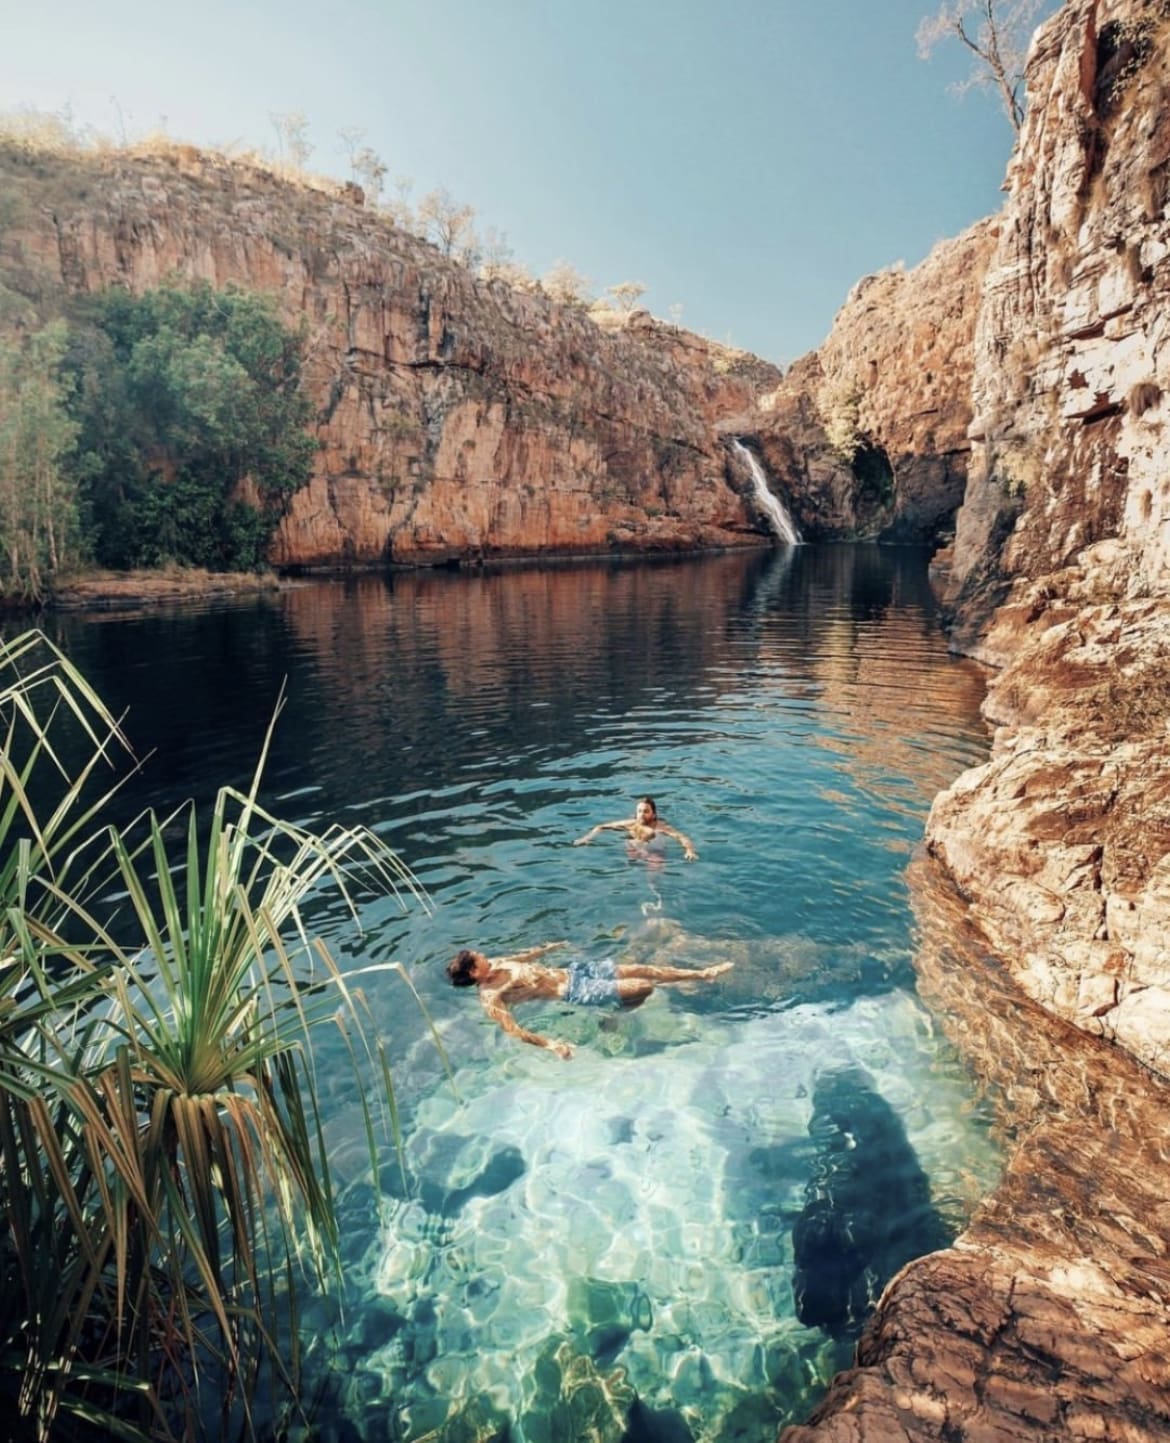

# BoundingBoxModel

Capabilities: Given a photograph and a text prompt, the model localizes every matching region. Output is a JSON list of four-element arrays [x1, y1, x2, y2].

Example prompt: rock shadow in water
[[622, 1396, 696, 1442], [792, 1065, 953, 1339], [379, 1136, 526, 1217]]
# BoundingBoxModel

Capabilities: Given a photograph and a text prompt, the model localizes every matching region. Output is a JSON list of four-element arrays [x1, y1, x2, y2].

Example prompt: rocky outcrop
[[783, 4, 1170, 1440], [928, 548, 1170, 1076], [782, 854, 1170, 1443], [748, 222, 996, 542], [925, 0, 1170, 1080], [943, 0, 1170, 645], [0, 143, 780, 567]]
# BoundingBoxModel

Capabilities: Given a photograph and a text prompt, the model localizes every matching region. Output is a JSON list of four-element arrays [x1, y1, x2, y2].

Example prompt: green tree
[[67, 282, 317, 571], [0, 322, 83, 601]]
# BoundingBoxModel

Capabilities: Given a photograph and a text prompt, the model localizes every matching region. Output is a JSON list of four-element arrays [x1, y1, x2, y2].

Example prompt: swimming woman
[[573, 796, 698, 862]]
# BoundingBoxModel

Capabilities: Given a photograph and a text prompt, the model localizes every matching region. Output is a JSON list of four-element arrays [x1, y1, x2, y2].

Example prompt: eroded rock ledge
[[783, 855, 1170, 1443]]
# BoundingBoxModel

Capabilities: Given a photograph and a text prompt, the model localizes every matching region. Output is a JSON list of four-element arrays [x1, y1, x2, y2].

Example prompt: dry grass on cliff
[[0, 107, 350, 206], [1081, 656, 1170, 744]]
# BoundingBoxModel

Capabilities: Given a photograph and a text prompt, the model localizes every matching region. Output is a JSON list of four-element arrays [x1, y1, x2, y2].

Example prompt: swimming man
[[447, 941, 731, 1059], [573, 796, 698, 861]]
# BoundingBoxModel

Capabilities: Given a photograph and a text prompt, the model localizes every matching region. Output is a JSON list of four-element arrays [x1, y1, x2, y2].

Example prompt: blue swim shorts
[[564, 956, 620, 1006]]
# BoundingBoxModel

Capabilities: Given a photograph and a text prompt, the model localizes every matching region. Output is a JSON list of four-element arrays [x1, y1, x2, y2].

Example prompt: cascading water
[[733, 439, 802, 545]]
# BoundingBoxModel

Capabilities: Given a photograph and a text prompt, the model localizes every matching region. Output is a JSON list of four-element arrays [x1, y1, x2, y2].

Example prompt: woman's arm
[[573, 818, 634, 845], [657, 822, 698, 861]]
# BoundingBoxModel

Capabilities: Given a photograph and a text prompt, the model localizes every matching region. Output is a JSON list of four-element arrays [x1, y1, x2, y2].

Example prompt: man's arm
[[504, 940, 569, 963], [482, 994, 572, 1059], [657, 822, 698, 861]]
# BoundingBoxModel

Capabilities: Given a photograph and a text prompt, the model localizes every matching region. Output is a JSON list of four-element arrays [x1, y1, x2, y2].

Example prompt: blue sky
[[1, 0, 1058, 364]]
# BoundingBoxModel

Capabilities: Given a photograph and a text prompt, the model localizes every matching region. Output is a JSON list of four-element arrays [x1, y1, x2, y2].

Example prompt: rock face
[[927, 0, 1170, 1081], [928, 551, 1170, 1077], [748, 222, 996, 542], [0, 144, 780, 567], [789, 4, 1170, 1440], [944, 0, 1170, 645], [782, 855, 1170, 1443]]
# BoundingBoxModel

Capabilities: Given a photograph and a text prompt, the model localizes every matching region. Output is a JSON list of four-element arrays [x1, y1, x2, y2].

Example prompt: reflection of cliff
[[277, 554, 762, 748], [735, 548, 989, 817], [273, 549, 983, 811], [44, 549, 976, 840], [783, 853, 1170, 1443]]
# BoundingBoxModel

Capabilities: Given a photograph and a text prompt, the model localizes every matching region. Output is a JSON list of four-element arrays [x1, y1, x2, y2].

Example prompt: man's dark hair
[[448, 950, 481, 987]]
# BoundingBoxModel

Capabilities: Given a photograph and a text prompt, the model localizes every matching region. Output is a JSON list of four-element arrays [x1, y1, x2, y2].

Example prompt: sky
[[0, 0, 1059, 365]]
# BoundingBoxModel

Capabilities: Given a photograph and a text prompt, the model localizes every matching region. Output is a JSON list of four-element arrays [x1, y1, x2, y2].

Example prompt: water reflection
[[39, 549, 987, 845], [27, 547, 1000, 1442]]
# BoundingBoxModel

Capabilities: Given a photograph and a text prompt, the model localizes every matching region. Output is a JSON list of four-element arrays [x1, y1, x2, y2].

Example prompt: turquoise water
[[45, 546, 999, 1441]]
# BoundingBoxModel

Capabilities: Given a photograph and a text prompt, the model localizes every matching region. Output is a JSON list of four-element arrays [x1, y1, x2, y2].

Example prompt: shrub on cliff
[[65, 281, 317, 572]]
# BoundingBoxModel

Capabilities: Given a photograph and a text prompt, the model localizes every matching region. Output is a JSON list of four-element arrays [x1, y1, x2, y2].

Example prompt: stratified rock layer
[[946, 0, 1170, 643], [0, 144, 779, 567], [750, 222, 996, 542], [926, 0, 1170, 1083]]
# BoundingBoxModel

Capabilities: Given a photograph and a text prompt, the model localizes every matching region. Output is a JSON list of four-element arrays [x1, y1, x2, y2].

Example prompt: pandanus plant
[[0, 631, 434, 1441]]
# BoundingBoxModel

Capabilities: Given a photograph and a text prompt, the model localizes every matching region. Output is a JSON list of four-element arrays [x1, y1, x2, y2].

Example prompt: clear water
[[42, 545, 999, 1442]]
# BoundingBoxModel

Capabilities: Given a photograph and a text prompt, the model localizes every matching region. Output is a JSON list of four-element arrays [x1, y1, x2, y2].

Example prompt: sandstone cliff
[[926, 0, 1170, 1077], [746, 221, 996, 542], [787, 4, 1170, 1439], [0, 143, 781, 567], [943, 0, 1170, 642]]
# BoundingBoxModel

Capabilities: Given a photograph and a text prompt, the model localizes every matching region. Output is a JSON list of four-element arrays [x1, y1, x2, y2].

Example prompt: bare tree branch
[[916, 0, 1054, 133]]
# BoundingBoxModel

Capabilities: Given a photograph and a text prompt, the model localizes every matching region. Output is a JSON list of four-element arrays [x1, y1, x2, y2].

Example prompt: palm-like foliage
[[0, 632, 432, 1441]]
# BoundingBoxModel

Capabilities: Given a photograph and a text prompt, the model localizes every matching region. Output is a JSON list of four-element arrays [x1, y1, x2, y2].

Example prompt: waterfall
[[733, 439, 801, 546]]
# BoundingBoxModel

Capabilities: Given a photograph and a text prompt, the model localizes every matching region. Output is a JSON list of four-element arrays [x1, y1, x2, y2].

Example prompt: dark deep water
[[38, 545, 1001, 1441]]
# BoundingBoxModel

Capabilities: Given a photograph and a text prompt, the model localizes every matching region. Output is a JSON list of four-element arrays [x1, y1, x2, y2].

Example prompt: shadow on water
[[792, 1065, 954, 1340]]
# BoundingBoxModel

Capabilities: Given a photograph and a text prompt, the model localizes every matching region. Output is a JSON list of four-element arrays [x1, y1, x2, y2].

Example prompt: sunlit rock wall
[[0, 144, 779, 567], [946, 0, 1170, 645], [926, 0, 1170, 1081], [749, 221, 996, 542]]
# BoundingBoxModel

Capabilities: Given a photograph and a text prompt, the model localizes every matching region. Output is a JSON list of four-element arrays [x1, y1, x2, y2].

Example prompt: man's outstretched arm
[[503, 940, 569, 964], [657, 822, 698, 860], [482, 995, 573, 1059]]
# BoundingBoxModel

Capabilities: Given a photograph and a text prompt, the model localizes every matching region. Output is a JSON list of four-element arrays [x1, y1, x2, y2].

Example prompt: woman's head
[[635, 796, 658, 824]]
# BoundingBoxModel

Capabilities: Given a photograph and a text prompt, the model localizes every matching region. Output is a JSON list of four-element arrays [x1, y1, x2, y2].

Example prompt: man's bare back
[[447, 942, 732, 1059]]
